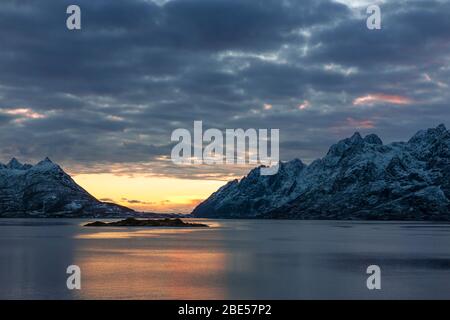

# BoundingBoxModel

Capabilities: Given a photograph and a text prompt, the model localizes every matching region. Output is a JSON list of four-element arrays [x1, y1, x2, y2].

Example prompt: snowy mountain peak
[[34, 157, 59, 171], [43, 156, 54, 163], [350, 132, 363, 143], [0, 157, 135, 217], [6, 158, 27, 170], [436, 123, 447, 133], [364, 133, 383, 145], [327, 132, 365, 157], [0, 157, 59, 171], [409, 123, 449, 144], [278, 158, 305, 173], [287, 158, 304, 166]]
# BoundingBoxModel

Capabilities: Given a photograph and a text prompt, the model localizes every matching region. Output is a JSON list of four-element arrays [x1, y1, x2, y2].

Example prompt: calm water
[[1, 218, 450, 299]]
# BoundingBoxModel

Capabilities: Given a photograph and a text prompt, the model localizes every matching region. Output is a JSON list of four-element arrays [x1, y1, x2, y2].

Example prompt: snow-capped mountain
[[192, 124, 450, 221], [0, 157, 134, 217]]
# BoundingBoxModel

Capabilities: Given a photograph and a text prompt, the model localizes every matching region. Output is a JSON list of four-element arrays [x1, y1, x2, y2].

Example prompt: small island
[[84, 217, 208, 228]]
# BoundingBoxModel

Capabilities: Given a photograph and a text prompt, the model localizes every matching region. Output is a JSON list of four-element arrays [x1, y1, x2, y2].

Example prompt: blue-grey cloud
[[0, 0, 448, 179]]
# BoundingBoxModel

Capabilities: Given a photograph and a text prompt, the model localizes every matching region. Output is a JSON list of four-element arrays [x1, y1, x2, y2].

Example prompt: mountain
[[0, 157, 135, 218], [192, 124, 450, 221]]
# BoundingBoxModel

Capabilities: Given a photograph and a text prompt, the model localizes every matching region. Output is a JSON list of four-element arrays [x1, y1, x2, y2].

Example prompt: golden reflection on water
[[75, 220, 223, 240], [75, 228, 199, 239], [73, 225, 227, 299]]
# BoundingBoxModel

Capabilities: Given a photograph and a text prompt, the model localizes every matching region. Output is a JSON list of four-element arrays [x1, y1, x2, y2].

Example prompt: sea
[[1, 218, 450, 299]]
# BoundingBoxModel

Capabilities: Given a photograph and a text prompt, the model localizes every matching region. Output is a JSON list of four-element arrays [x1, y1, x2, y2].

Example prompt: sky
[[0, 0, 449, 212]]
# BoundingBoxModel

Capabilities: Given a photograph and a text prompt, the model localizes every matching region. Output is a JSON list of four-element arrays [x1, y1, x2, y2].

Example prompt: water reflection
[[2, 219, 450, 299], [75, 248, 226, 299], [0, 219, 80, 299], [73, 223, 226, 299], [75, 228, 199, 239]]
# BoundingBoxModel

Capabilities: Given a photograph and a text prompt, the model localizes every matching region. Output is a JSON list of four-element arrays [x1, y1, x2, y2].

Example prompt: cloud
[[121, 198, 156, 205], [0, 108, 47, 124], [353, 94, 413, 106], [346, 117, 375, 129], [298, 100, 311, 110], [423, 73, 448, 89], [0, 0, 448, 180]]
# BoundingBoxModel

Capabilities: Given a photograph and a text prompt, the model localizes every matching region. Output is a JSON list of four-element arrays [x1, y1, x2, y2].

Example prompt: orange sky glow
[[72, 174, 225, 214]]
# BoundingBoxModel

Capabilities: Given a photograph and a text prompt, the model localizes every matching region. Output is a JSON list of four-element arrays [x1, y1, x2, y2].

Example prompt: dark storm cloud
[[0, 0, 449, 178], [308, 1, 450, 68]]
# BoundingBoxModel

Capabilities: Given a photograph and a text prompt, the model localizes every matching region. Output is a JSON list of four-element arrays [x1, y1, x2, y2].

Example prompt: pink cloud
[[1, 108, 46, 121], [353, 94, 412, 106], [298, 100, 310, 110], [347, 117, 375, 129]]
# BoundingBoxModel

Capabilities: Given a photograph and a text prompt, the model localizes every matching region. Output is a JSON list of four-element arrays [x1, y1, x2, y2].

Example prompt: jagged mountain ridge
[[192, 124, 450, 220], [0, 157, 134, 217]]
